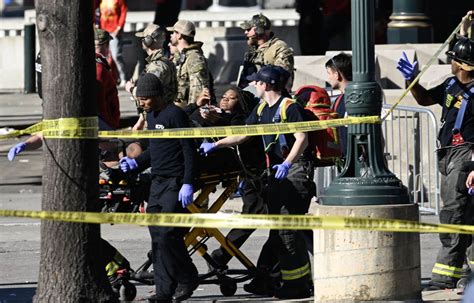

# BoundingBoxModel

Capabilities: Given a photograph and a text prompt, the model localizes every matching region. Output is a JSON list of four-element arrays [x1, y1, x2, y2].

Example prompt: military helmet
[[240, 13, 271, 35], [446, 35, 474, 69]]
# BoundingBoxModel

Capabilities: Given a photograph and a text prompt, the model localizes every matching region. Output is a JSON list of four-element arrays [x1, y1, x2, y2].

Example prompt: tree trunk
[[34, 0, 116, 301]]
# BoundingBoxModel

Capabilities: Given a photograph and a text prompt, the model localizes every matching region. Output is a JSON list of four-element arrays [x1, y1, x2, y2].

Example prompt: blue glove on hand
[[199, 142, 216, 155], [397, 51, 418, 81], [119, 157, 138, 172], [272, 161, 292, 180], [179, 184, 194, 208], [8, 142, 26, 161]]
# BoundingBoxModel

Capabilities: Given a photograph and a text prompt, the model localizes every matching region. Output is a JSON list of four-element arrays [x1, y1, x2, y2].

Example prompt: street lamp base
[[312, 203, 421, 301], [320, 176, 410, 205]]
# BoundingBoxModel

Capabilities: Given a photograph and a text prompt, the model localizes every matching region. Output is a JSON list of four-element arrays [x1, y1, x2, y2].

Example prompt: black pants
[[147, 176, 198, 297], [211, 177, 268, 265], [257, 160, 316, 284], [432, 143, 474, 286]]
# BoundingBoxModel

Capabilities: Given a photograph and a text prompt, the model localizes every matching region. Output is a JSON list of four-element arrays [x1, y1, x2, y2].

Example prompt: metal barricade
[[382, 105, 440, 215], [314, 104, 440, 215]]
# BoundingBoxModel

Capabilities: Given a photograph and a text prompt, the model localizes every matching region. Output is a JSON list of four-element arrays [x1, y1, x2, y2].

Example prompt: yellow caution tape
[[43, 128, 98, 139], [99, 116, 380, 139], [0, 117, 98, 140], [41, 117, 98, 130], [2, 209, 474, 234], [0, 116, 380, 139], [381, 19, 464, 121], [0, 121, 44, 139]]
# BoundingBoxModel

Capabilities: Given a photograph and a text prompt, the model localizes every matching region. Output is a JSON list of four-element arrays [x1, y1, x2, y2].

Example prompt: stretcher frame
[[123, 169, 257, 297]]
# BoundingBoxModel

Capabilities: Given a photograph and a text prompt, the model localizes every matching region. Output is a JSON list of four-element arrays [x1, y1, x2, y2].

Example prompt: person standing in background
[[238, 14, 294, 91], [167, 20, 212, 107], [94, 28, 121, 130], [325, 52, 352, 157], [98, 0, 128, 87]]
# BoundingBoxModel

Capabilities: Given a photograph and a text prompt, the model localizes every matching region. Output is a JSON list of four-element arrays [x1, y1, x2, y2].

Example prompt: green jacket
[[144, 49, 177, 104], [252, 36, 294, 74], [175, 42, 210, 105]]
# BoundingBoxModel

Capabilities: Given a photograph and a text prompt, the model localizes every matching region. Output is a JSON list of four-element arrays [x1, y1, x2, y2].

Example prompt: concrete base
[[312, 204, 421, 302]]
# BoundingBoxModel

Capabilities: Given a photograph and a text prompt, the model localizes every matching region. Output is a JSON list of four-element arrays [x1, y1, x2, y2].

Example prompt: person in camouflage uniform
[[167, 20, 211, 107], [125, 23, 178, 132], [127, 23, 177, 105], [238, 13, 294, 90]]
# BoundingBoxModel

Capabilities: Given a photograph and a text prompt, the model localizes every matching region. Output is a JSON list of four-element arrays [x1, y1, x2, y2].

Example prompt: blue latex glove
[[469, 187, 474, 196], [119, 157, 138, 172], [199, 142, 216, 155], [179, 184, 194, 208], [272, 161, 292, 180], [396, 51, 418, 81], [8, 142, 26, 161]]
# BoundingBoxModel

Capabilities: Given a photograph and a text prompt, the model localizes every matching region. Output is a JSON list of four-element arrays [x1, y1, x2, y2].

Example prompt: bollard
[[24, 24, 36, 94]]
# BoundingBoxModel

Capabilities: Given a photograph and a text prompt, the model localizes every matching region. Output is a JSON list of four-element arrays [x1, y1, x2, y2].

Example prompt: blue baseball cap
[[247, 65, 290, 87], [246, 65, 285, 86]]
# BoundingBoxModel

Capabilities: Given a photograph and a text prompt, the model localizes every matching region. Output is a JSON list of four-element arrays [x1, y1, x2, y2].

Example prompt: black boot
[[274, 282, 312, 299], [172, 278, 199, 301], [147, 294, 172, 303], [243, 274, 279, 296]]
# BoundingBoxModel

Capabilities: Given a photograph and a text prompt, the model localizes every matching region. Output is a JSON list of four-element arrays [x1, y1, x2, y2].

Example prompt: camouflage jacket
[[144, 49, 177, 104], [175, 42, 210, 105], [252, 36, 294, 74]]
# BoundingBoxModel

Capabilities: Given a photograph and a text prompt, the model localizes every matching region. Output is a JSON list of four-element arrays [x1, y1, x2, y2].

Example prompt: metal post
[[387, 0, 432, 43], [24, 24, 36, 94], [321, 0, 409, 205]]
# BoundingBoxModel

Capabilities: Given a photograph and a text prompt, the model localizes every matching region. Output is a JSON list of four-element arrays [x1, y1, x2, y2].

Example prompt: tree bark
[[34, 0, 116, 301]]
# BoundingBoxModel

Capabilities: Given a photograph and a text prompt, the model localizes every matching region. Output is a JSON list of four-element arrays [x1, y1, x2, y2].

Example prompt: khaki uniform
[[252, 36, 294, 74], [240, 36, 294, 89], [143, 49, 177, 104], [175, 42, 210, 105]]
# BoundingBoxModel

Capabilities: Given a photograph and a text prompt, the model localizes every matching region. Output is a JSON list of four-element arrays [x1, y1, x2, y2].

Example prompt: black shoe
[[147, 294, 172, 303], [427, 280, 457, 290], [207, 250, 228, 271], [243, 277, 277, 296], [172, 279, 199, 301], [274, 283, 312, 299]]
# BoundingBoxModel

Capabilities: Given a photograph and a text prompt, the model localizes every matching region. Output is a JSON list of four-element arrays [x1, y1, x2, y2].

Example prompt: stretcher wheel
[[457, 278, 468, 289], [220, 281, 237, 296], [119, 280, 137, 301]]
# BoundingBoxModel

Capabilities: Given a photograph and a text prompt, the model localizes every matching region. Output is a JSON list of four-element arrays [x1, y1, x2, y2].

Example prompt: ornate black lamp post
[[321, 0, 409, 205]]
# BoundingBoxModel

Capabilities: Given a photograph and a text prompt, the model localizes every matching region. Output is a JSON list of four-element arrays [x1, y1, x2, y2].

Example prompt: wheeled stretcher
[[104, 147, 261, 300]]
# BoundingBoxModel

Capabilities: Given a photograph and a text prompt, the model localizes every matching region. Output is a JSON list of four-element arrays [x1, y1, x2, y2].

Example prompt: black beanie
[[136, 73, 163, 97]]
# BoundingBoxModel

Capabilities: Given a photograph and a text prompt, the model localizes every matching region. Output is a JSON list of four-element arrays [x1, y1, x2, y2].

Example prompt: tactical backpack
[[295, 85, 342, 166]]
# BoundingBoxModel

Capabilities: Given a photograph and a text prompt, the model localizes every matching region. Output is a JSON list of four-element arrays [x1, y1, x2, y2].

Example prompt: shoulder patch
[[445, 94, 454, 108]]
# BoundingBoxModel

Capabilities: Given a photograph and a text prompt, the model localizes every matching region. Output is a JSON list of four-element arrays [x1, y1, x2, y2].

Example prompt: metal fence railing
[[382, 104, 440, 215], [315, 104, 440, 215]]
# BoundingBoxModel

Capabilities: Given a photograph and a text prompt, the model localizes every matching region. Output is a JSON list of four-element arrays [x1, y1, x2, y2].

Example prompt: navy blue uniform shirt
[[246, 96, 307, 164], [428, 77, 474, 147], [135, 103, 197, 184]]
